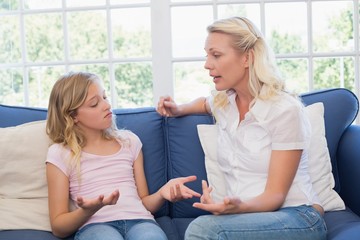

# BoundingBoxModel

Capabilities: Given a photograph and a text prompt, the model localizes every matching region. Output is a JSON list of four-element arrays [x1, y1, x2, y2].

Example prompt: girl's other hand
[[160, 175, 201, 202]]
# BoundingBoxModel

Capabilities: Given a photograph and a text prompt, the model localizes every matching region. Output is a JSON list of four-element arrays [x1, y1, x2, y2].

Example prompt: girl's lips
[[105, 112, 112, 118]]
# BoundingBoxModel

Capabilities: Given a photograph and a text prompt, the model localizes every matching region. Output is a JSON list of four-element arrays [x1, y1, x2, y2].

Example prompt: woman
[[157, 17, 327, 240], [45, 71, 200, 240]]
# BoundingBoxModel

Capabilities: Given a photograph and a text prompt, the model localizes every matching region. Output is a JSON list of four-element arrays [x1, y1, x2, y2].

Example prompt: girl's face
[[73, 81, 113, 134], [204, 32, 249, 92]]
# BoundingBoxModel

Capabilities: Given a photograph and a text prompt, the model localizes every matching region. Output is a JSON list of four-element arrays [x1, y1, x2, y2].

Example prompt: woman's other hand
[[157, 96, 181, 117]]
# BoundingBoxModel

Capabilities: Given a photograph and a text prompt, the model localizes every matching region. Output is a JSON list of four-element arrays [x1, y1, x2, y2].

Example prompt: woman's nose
[[204, 59, 211, 70]]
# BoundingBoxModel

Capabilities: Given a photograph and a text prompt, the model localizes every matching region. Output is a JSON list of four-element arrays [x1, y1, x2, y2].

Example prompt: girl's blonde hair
[[46, 71, 119, 175], [208, 17, 285, 109]]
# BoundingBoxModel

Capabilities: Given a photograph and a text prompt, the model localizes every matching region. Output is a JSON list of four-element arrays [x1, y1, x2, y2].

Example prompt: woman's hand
[[160, 175, 201, 202], [193, 196, 242, 215], [76, 189, 120, 215], [193, 180, 242, 215], [157, 96, 181, 117]]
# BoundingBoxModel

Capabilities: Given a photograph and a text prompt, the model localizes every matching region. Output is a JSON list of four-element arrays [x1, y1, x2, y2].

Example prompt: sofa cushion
[[166, 114, 214, 218], [196, 124, 225, 202], [196, 102, 345, 211], [300, 88, 359, 193], [0, 120, 52, 231]]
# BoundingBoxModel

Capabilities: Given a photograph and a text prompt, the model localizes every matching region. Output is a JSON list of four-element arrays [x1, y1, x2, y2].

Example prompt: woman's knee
[[185, 216, 218, 240]]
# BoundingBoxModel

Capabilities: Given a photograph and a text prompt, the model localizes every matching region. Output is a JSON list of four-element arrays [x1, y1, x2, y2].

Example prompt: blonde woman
[[157, 17, 327, 240], [46, 71, 200, 240]]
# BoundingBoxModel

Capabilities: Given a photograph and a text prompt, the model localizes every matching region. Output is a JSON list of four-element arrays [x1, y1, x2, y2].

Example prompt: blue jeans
[[74, 219, 167, 240], [185, 205, 327, 240]]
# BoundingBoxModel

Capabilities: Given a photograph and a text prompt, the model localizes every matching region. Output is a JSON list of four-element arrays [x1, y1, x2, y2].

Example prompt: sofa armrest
[[337, 124, 360, 216]]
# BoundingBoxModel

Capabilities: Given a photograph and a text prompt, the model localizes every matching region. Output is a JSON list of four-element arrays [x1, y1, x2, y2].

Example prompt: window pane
[[218, 4, 260, 28], [0, 15, 21, 63], [28, 66, 65, 107], [111, 0, 149, 4], [66, 0, 105, 7], [277, 58, 308, 94], [24, 0, 62, 9], [69, 64, 110, 100], [0, 68, 23, 105], [313, 57, 355, 91], [25, 13, 63, 62], [68, 10, 108, 60], [312, 1, 354, 52], [172, 6, 213, 58], [265, 2, 307, 54], [171, 0, 208, 2], [114, 62, 153, 108], [0, 0, 19, 11], [111, 8, 151, 58], [358, 3, 360, 51], [174, 61, 213, 104]]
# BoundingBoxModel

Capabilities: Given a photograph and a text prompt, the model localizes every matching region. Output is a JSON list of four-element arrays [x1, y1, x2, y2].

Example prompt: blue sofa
[[0, 88, 360, 240]]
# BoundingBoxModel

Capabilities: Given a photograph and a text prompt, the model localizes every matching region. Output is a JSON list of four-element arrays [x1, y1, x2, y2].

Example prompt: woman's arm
[[134, 150, 201, 214], [157, 96, 210, 117], [193, 150, 302, 214], [46, 163, 119, 238]]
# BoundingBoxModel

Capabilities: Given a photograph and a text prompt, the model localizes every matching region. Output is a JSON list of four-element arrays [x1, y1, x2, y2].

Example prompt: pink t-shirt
[[46, 130, 154, 228]]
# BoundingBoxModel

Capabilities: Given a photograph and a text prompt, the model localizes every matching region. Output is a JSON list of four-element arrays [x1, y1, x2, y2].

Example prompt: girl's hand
[[76, 189, 120, 214], [160, 175, 201, 202], [193, 196, 242, 215], [157, 96, 181, 117]]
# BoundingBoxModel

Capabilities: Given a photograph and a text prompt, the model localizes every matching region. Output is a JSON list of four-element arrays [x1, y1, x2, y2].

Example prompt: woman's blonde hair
[[46, 71, 119, 175], [208, 17, 285, 109]]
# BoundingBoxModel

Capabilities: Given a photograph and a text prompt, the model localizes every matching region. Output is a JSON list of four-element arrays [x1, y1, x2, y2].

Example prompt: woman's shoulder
[[252, 92, 303, 121]]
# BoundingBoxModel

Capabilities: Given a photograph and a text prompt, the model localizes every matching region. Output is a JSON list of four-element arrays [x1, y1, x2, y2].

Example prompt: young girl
[[46, 71, 200, 240]]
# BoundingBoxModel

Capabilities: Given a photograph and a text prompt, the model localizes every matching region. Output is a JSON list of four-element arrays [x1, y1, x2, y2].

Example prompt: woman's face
[[204, 32, 249, 92]]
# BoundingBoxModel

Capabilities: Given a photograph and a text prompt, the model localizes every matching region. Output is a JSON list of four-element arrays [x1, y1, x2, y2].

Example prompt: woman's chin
[[214, 84, 227, 91]]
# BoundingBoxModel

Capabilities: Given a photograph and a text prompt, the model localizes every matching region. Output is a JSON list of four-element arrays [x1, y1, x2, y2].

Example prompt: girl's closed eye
[[90, 100, 99, 107]]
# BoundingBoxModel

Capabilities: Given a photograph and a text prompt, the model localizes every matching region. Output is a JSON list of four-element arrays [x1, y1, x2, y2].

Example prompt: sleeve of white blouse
[[270, 101, 311, 151]]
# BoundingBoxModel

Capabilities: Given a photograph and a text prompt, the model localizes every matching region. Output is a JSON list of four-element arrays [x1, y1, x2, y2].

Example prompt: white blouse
[[208, 90, 320, 208]]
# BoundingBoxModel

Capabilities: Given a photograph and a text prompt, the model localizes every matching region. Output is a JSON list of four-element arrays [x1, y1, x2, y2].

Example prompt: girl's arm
[[193, 150, 303, 214], [46, 163, 119, 238], [157, 96, 210, 117], [134, 151, 200, 214]]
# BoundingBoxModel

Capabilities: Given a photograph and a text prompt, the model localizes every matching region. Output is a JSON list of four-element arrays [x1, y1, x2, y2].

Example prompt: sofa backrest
[[0, 88, 359, 219]]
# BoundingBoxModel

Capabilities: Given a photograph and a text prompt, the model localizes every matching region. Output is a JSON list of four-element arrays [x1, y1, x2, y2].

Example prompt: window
[[1, 0, 359, 123]]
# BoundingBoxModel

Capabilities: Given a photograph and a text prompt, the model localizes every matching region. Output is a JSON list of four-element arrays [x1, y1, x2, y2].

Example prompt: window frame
[[0, 0, 359, 123]]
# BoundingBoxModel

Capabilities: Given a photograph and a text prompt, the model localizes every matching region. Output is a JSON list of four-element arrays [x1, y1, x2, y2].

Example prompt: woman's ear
[[244, 49, 254, 68]]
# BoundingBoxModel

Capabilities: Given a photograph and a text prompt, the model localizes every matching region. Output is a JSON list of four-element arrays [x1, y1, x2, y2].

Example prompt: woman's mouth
[[213, 76, 221, 83]]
